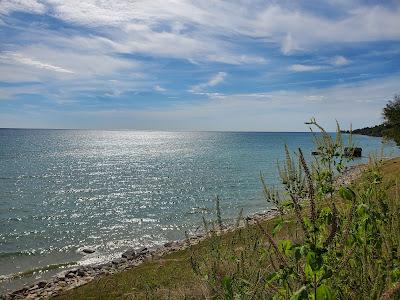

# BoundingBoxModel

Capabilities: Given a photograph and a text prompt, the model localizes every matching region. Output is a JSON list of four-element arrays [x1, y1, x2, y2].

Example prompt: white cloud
[[2, 74, 398, 130], [189, 72, 227, 92], [1, 0, 399, 114], [0, 85, 43, 100], [254, 5, 400, 53], [331, 55, 350, 66], [20, 75, 396, 131], [0, 43, 147, 98], [288, 56, 349, 73], [305, 95, 325, 102], [3, 1, 399, 59], [0, 44, 140, 78], [289, 64, 324, 72], [205, 54, 267, 65], [208, 72, 227, 86], [0, 0, 46, 15], [0, 52, 74, 74], [154, 85, 166, 92], [281, 33, 300, 55]]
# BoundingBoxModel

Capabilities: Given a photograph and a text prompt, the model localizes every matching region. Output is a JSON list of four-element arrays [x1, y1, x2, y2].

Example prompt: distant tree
[[383, 94, 400, 127], [382, 94, 400, 145], [347, 94, 400, 146]]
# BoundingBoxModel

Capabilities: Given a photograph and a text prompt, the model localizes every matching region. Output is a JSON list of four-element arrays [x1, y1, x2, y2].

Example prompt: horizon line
[[0, 127, 355, 133]]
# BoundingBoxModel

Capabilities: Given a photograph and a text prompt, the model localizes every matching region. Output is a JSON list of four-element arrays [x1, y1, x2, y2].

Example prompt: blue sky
[[0, 0, 399, 131]]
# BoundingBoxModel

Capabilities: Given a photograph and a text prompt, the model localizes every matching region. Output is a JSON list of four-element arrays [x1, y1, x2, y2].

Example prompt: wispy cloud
[[0, 0, 46, 15], [289, 64, 324, 72], [3, 1, 400, 57], [281, 34, 300, 55], [189, 72, 227, 92], [289, 56, 349, 73], [11, 75, 395, 131], [331, 55, 350, 66], [154, 85, 166, 92], [0, 52, 74, 74], [0, 1, 399, 129]]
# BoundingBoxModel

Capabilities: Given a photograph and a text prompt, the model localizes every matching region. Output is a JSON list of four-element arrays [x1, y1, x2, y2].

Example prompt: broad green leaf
[[316, 284, 333, 300], [278, 240, 292, 256], [339, 186, 356, 202]]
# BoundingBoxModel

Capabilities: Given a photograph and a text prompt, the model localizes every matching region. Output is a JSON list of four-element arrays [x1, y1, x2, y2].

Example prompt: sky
[[0, 0, 399, 131]]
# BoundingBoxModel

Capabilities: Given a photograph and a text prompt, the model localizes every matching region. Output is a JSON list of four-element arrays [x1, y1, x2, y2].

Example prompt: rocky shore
[[1, 164, 366, 300]]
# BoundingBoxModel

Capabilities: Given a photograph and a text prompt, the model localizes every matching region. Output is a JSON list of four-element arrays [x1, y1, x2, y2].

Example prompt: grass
[[55, 157, 400, 300], [55, 217, 285, 299]]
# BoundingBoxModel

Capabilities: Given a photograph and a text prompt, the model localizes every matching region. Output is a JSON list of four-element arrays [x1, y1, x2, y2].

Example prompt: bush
[[383, 94, 400, 146], [192, 119, 400, 299]]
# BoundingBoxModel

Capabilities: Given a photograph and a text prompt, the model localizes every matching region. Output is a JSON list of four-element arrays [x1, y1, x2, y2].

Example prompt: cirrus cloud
[[189, 72, 227, 93]]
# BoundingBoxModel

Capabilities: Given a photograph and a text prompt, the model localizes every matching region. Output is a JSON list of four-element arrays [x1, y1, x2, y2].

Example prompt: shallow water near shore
[[1, 129, 399, 293]]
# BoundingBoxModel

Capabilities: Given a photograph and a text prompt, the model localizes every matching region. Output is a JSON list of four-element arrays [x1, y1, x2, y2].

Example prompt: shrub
[[192, 119, 400, 299]]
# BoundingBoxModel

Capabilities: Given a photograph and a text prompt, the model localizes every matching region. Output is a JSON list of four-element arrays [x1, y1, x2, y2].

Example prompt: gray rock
[[28, 285, 38, 292], [344, 147, 362, 157], [112, 258, 126, 265], [65, 271, 76, 279], [138, 247, 148, 254], [37, 280, 47, 288], [82, 248, 95, 254], [77, 269, 86, 277], [56, 274, 66, 281], [121, 249, 136, 259]]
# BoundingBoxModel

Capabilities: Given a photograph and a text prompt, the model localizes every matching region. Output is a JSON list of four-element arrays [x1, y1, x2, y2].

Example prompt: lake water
[[1, 129, 399, 293]]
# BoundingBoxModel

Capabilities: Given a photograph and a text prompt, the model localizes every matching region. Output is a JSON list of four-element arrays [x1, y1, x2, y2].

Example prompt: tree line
[[345, 94, 400, 146]]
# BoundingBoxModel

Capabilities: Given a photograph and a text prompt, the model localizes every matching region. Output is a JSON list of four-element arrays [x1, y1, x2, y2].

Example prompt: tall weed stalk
[[191, 120, 400, 299]]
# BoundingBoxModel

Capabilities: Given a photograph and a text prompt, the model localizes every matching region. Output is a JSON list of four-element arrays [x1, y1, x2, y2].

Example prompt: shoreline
[[1, 164, 367, 300]]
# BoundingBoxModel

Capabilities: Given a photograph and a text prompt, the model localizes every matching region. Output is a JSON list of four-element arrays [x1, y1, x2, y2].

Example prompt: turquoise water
[[0, 129, 399, 292]]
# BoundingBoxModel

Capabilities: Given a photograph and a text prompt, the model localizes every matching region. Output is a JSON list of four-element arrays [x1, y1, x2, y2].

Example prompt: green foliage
[[192, 120, 400, 299], [383, 94, 400, 146], [350, 94, 400, 146], [383, 94, 400, 128], [350, 123, 388, 137]]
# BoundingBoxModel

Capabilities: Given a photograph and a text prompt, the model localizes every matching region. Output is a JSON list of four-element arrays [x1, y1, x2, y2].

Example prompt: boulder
[[76, 268, 86, 277], [121, 249, 136, 259], [344, 147, 362, 157], [138, 247, 148, 254], [82, 248, 95, 254], [112, 258, 126, 265], [37, 280, 47, 288], [65, 270, 76, 279]]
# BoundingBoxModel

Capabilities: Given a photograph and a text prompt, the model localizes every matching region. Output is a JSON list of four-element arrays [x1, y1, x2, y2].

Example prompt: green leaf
[[281, 200, 294, 209], [273, 218, 285, 236], [222, 275, 234, 300], [290, 286, 308, 300], [316, 284, 333, 300], [304, 263, 314, 280], [391, 268, 400, 282], [278, 240, 292, 256], [306, 251, 323, 271], [265, 272, 279, 284], [339, 186, 356, 202]]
